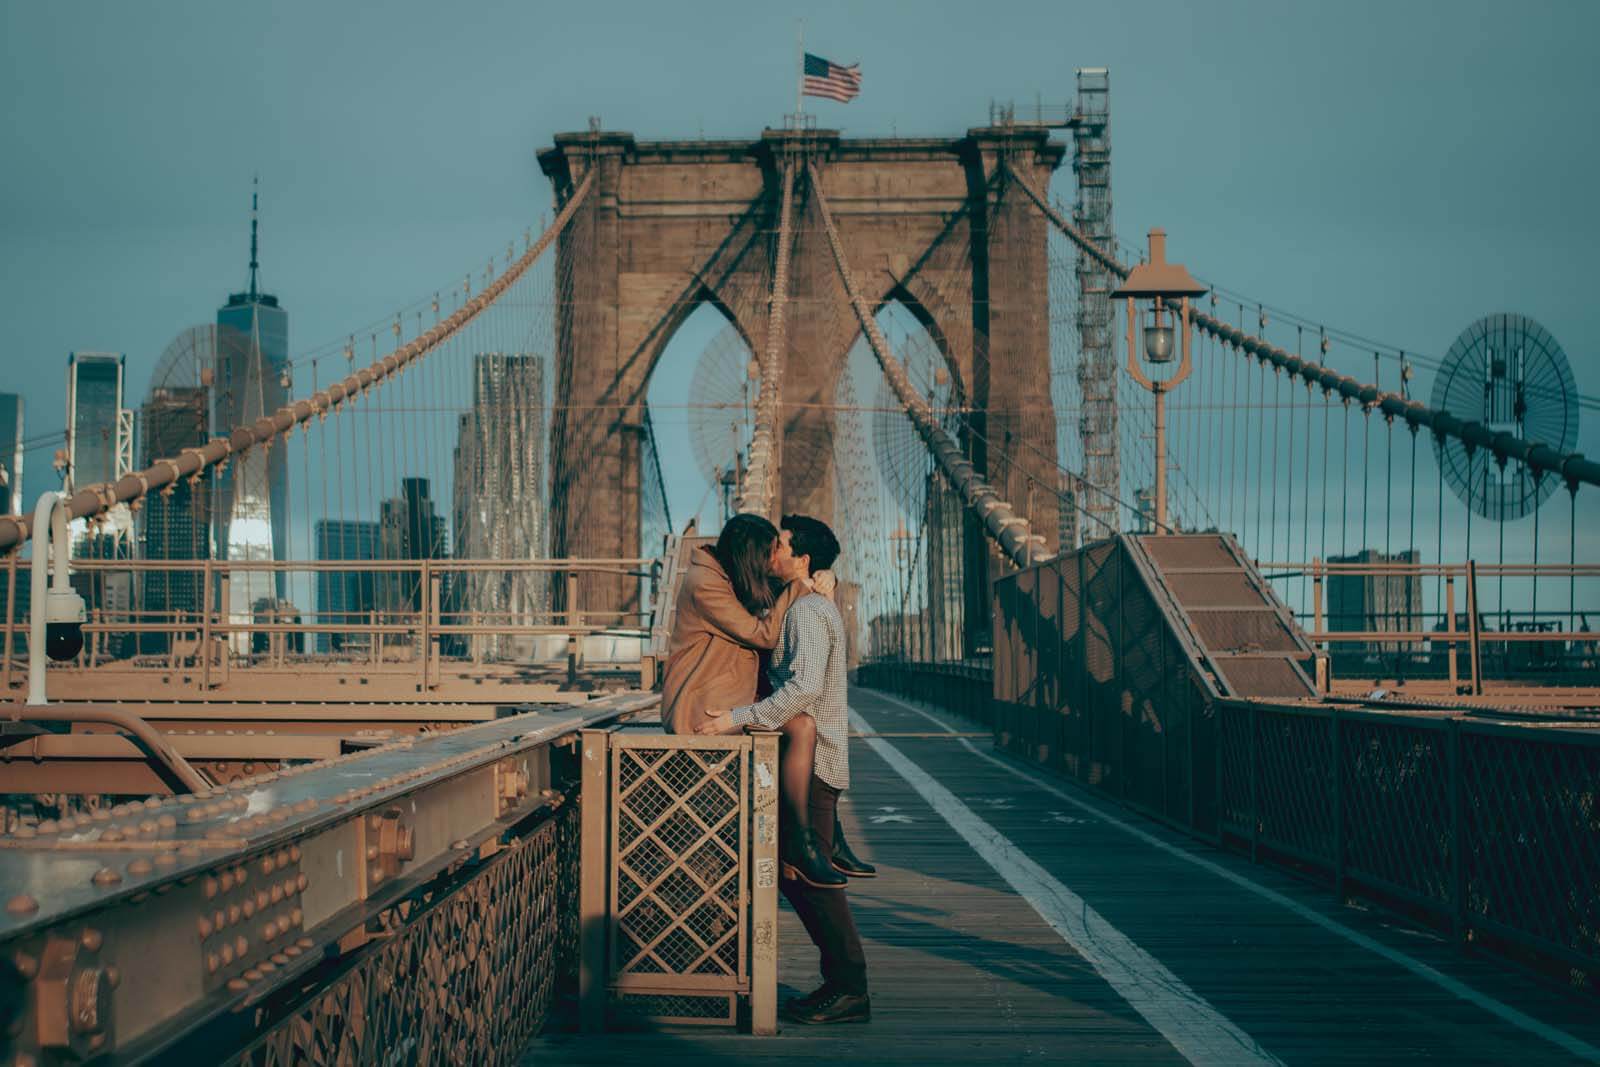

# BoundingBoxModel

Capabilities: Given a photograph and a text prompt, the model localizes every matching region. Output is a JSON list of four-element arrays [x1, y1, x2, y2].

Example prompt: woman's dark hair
[[714, 513, 780, 615]]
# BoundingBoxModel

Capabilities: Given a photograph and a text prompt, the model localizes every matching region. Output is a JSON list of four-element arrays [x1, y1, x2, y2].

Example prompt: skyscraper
[[378, 478, 447, 643], [139, 375, 212, 653], [315, 519, 378, 653], [0, 393, 21, 517], [451, 353, 547, 660], [66, 353, 126, 492], [214, 181, 289, 638], [66, 354, 134, 657]]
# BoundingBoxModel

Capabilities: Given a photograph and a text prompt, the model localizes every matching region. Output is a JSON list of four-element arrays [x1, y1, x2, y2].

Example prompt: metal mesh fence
[[612, 742, 746, 986], [230, 806, 578, 1067], [866, 532, 1600, 987]]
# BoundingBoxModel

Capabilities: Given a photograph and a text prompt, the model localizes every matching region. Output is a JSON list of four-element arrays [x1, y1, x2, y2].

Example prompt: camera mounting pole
[[28, 491, 85, 706]]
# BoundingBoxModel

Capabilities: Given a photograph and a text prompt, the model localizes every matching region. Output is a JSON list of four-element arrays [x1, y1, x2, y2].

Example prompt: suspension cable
[[0, 170, 596, 553]]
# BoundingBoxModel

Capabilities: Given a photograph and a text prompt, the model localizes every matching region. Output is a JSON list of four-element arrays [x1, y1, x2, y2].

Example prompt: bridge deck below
[[524, 689, 1600, 1065]]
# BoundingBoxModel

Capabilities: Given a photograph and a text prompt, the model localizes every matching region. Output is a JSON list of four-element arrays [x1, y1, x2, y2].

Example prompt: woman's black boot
[[782, 828, 847, 889]]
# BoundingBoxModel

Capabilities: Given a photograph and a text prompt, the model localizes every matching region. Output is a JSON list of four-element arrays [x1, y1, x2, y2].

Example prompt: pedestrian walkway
[[524, 688, 1600, 1065]]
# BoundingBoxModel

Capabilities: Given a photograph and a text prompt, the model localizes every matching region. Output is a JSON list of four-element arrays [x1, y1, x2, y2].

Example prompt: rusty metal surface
[[0, 690, 655, 1061], [228, 806, 579, 1066]]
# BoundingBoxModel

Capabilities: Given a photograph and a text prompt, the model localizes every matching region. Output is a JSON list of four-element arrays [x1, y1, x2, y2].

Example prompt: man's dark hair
[[781, 514, 840, 575]]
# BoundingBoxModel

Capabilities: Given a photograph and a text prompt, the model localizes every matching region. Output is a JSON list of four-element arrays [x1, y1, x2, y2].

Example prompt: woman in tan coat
[[662, 513, 807, 736], [661, 514, 845, 889]]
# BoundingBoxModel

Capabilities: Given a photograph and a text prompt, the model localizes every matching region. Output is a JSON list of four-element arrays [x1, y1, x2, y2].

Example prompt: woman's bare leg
[[778, 713, 817, 834]]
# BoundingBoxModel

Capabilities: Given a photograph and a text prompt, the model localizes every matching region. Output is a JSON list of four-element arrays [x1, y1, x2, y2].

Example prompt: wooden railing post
[[749, 732, 780, 1036], [579, 728, 611, 1033]]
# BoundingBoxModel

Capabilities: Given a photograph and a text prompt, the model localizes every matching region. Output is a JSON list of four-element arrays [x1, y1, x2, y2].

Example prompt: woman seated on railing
[[660, 513, 843, 889]]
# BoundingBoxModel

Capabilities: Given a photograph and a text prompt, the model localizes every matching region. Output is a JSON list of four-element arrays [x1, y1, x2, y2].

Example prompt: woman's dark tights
[[779, 713, 817, 836]]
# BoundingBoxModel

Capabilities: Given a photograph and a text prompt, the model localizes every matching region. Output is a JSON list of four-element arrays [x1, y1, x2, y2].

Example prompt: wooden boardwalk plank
[[522, 688, 1600, 1066]]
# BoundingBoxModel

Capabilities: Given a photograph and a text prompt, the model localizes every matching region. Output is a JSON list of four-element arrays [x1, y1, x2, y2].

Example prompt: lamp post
[[1112, 229, 1207, 534]]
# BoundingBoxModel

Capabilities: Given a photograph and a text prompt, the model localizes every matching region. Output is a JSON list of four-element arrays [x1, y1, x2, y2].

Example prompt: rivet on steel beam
[[127, 858, 153, 877], [271, 952, 289, 966], [213, 908, 225, 930], [198, 916, 213, 938], [89, 1035, 107, 1052], [261, 922, 275, 941], [157, 814, 177, 831], [220, 944, 235, 966], [226, 977, 247, 993], [219, 871, 235, 893], [91, 809, 111, 823], [278, 847, 292, 866], [257, 959, 276, 974], [104, 966, 120, 989], [80, 928, 103, 952], [296, 936, 312, 950], [255, 890, 268, 910], [92, 868, 121, 887], [234, 936, 247, 957], [138, 819, 158, 836], [233, 865, 247, 885], [295, 874, 308, 892], [269, 885, 284, 905], [5, 895, 38, 917], [207, 952, 219, 974], [242, 899, 256, 919], [260, 854, 276, 875], [98, 828, 121, 843], [289, 908, 303, 927], [143, 797, 160, 810], [13, 951, 37, 979], [227, 904, 241, 925], [155, 852, 177, 868], [243, 967, 262, 982], [186, 809, 206, 823], [36, 819, 58, 834]]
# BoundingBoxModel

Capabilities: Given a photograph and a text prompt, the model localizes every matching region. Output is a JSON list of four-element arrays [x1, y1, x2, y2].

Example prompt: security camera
[[45, 587, 86, 662]]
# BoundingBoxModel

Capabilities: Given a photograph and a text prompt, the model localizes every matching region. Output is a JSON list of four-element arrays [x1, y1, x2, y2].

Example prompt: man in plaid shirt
[[699, 514, 871, 1024]]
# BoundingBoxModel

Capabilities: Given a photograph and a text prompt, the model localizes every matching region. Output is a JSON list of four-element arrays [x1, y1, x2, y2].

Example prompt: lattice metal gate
[[579, 726, 778, 1034]]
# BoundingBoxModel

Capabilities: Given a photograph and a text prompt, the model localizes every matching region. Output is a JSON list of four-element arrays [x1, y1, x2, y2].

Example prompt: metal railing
[[0, 692, 657, 1062], [1, 556, 661, 696], [1257, 559, 1600, 690]]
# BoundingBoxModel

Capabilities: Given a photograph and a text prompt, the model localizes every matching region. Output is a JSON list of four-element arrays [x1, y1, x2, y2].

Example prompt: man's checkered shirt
[[729, 593, 850, 790]]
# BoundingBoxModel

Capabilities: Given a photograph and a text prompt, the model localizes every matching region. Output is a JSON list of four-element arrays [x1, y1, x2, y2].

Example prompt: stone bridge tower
[[539, 127, 1064, 629]]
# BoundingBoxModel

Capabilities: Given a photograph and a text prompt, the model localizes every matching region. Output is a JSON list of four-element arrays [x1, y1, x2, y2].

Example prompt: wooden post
[[749, 731, 780, 1036], [417, 560, 429, 692], [199, 560, 214, 693], [2, 551, 15, 692], [1446, 573, 1458, 688], [429, 571, 442, 689], [578, 728, 611, 1033], [1311, 557, 1325, 651], [1466, 560, 1483, 696]]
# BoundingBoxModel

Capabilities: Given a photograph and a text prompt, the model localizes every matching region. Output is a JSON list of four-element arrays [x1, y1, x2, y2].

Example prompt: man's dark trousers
[[780, 775, 868, 995]]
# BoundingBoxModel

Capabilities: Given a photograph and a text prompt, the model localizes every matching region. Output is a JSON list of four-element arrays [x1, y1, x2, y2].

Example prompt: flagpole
[[795, 20, 804, 118]]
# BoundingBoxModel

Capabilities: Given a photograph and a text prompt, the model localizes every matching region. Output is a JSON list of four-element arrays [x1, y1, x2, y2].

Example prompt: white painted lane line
[[849, 707, 1281, 1067], [860, 689, 1600, 1065]]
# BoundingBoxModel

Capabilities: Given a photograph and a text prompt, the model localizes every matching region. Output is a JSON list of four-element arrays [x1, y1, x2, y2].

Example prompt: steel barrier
[[865, 658, 1599, 988], [0, 691, 656, 1062], [578, 726, 779, 1034]]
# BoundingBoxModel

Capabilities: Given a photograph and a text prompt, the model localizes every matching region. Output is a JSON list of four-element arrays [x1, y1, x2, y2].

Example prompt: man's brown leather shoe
[[782, 987, 870, 1025]]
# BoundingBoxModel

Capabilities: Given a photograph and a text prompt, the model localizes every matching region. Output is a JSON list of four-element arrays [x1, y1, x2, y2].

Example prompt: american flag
[[803, 52, 861, 103]]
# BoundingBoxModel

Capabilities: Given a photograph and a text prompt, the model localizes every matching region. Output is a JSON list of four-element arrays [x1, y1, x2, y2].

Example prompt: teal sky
[[3, 0, 1596, 540]]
